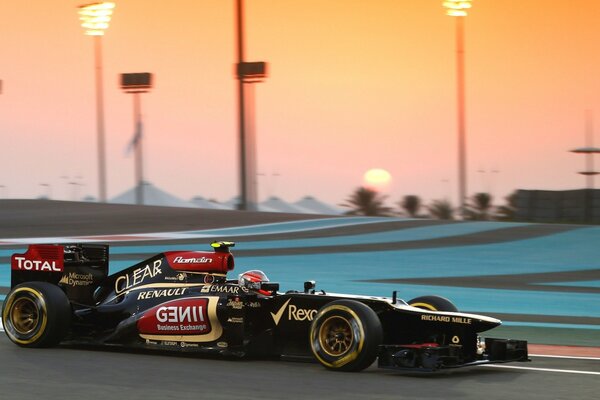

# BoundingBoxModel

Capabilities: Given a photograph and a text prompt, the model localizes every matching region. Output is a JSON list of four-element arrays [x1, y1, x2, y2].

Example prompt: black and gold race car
[[2, 242, 528, 372]]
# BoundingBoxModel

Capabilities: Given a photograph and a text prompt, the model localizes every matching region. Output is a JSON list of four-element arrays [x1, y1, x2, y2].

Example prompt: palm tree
[[427, 199, 454, 220], [496, 191, 518, 221], [466, 192, 493, 220], [341, 187, 393, 216], [399, 195, 422, 217]]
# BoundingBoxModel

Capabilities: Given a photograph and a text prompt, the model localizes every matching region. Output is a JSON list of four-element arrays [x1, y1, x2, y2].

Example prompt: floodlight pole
[[444, 0, 472, 218], [94, 35, 107, 203], [133, 92, 144, 204], [455, 16, 467, 218], [571, 110, 600, 189], [236, 0, 249, 211], [78, 2, 116, 203], [235, 0, 267, 211], [121, 73, 153, 206]]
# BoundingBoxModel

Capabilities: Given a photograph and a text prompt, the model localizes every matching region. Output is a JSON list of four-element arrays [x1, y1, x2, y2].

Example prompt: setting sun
[[363, 168, 392, 192]]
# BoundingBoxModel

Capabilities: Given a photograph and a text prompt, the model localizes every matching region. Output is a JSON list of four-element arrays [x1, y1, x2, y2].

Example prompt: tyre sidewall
[[408, 295, 458, 312], [310, 300, 382, 372]]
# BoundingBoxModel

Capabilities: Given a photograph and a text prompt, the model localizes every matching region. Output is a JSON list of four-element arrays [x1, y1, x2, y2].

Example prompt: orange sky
[[1, 0, 600, 207]]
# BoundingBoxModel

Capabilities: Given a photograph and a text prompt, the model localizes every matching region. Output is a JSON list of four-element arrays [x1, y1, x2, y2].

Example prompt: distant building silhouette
[[515, 189, 600, 224]]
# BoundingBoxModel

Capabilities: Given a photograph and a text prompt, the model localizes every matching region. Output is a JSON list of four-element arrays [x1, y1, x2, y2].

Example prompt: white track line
[[483, 364, 600, 376], [0, 318, 597, 375], [530, 354, 600, 361]]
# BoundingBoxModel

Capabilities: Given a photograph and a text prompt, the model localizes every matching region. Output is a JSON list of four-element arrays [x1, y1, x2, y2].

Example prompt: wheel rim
[[10, 297, 40, 335], [318, 315, 354, 357]]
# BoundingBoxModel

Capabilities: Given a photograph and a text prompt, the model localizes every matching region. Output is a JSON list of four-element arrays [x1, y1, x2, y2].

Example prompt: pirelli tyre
[[2, 282, 71, 348], [408, 295, 458, 312], [310, 300, 382, 372]]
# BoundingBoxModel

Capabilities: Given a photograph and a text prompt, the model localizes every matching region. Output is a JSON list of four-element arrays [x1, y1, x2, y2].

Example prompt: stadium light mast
[[443, 0, 472, 218], [235, 0, 268, 211], [77, 2, 116, 202], [571, 110, 600, 189], [120, 73, 153, 206]]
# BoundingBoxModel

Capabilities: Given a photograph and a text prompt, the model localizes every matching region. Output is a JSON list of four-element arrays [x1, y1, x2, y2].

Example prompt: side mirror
[[304, 280, 316, 293]]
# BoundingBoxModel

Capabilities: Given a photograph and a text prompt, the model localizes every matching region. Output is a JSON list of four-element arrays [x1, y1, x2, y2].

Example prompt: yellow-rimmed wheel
[[318, 315, 354, 357], [310, 300, 382, 372], [2, 282, 71, 348], [10, 296, 41, 336]]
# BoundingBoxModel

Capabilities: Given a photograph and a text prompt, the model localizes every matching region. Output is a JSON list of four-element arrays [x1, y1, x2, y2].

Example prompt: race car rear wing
[[11, 244, 109, 304]]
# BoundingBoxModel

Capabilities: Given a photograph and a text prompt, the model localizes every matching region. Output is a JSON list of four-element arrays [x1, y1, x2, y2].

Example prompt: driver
[[238, 270, 273, 296]]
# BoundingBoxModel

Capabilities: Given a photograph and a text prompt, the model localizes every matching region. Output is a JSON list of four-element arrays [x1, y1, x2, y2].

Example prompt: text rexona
[[13, 257, 61, 272], [288, 304, 317, 322], [270, 299, 317, 325]]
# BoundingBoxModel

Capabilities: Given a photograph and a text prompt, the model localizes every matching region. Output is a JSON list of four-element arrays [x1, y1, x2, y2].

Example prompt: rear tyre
[[310, 300, 382, 372], [408, 295, 458, 312], [2, 282, 71, 347]]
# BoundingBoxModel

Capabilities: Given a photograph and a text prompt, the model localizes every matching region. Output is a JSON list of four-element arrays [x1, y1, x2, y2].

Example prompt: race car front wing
[[378, 338, 529, 372]]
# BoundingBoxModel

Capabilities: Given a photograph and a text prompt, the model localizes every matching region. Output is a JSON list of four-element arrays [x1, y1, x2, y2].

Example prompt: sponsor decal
[[165, 272, 187, 282], [270, 299, 291, 325], [115, 260, 162, 294], [270, 299, 317, 325], [12, 256, 62, 272], [145, 339, 158, 345], [59, 272, 94, 287], [137, 287, 187, 300], [11, 245, 64, 273], [420, 315, 472, 325], [227, 317, 244, 324], [173, 256, 212, 264], [157, 305, 204, 323], [138, 298, 211, 335], [288, 304, 317, 322], [246, 301, 261, 308], [226, 298, 244, 310], [180, 342, 199, 348], [217, 341, 228, 348], [138, 296, 223, 343], [203, 274, 215, 284], [200, 285, 245, 295], [161, 341, 179, 347], [452, 335, 461, 344]]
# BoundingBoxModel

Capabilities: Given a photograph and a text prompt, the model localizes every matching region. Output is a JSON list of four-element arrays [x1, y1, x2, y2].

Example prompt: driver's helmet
[[238, 270, 271, 295]]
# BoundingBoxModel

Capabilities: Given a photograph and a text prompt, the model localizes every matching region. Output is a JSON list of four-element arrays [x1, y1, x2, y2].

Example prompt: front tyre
[[310, 300, 382, 372], [408, 295, 458, 312], [2, 282, 71, 347]]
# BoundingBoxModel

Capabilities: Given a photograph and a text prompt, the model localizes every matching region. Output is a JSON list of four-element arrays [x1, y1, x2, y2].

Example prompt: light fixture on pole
[[77, 2, 116, 203], [443, 0, 472, 218], [235, 0, 268, 211], [121, 73, 153, 205], [571, 110, 600, 189]]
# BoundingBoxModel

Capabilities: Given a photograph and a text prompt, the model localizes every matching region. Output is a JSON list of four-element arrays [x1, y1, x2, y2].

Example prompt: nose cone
[[470, 314, 502, 333]]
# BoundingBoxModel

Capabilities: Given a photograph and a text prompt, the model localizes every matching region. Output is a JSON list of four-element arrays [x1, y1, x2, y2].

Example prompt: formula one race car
[[2, 242, 528, 372]]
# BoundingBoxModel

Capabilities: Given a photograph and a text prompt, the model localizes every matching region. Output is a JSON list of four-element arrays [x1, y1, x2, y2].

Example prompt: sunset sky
[[1, 0, 600, 208]]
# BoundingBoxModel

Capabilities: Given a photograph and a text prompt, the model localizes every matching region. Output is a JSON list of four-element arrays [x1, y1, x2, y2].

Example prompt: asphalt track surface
[[0, 335, 598, 400], [1, 200, 599, 399]]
